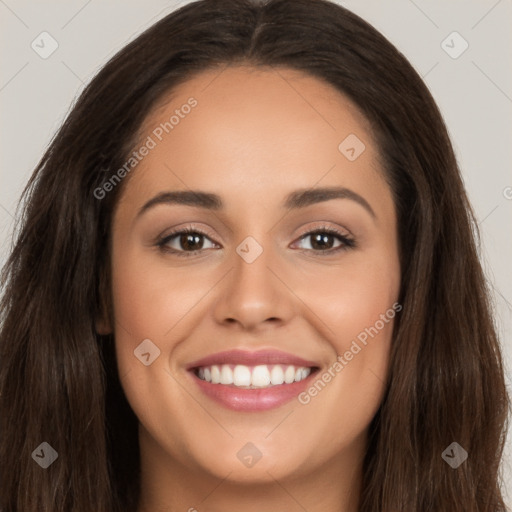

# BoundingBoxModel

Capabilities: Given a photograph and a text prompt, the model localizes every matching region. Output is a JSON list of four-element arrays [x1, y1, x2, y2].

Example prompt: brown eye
[[157, 228, 217, 256], [295, 229, 355, 254], [178, 233, 205, 251]]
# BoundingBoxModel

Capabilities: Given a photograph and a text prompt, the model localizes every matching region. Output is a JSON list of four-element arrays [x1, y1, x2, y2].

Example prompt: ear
[[95, 314, 112, 335]]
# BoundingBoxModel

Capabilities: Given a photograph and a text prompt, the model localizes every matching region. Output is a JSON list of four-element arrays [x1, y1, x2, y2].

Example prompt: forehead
[[118, 65, 388, 214]]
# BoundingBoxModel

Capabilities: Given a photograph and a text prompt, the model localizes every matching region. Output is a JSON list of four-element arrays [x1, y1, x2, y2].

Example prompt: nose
[[213, 243, 296, 332]]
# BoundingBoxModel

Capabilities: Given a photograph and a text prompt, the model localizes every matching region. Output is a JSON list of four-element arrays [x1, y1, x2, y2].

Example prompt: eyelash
[[156, 225, 356, 258]]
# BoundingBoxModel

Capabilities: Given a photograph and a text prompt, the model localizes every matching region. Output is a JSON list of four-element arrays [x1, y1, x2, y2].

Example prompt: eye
[[156, 227, 218, 257], [293, 226, 355, 255]]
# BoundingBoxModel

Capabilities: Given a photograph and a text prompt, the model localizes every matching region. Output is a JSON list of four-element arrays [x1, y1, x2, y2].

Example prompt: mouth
[[186, 350, 320, 411]]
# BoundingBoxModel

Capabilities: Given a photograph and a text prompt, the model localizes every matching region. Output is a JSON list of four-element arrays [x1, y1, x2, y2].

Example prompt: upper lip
[[186, 349, 319, 370]]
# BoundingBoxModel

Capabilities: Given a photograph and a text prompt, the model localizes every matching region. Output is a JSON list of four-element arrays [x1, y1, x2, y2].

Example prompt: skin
[[98, 65, 401, 512]]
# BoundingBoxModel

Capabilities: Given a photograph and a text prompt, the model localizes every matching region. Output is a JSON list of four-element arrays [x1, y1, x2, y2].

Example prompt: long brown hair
[[0, 0, 509, 510]]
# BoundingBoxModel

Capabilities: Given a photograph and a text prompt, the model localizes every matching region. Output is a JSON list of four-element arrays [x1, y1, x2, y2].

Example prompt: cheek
[[109, 243, 225, 389], [303, 246, 400, 348], [109, 243, 170, 378], [292, 247, 399, 419], [110, 246, 208, 339], [109, 249, 213, 455]]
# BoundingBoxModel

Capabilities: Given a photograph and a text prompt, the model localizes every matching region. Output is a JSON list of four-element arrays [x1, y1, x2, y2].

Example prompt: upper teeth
[[196, 364, 311, 388]]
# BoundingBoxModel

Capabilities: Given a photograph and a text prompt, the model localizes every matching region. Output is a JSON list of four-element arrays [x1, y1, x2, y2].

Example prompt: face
[[102, 66, 400, 492]]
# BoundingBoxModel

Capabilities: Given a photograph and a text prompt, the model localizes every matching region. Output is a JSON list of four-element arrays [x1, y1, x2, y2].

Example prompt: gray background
[[1, 0, 511, 502]]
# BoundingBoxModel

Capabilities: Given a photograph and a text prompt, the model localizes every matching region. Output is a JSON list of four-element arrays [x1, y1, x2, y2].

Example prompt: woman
[[0, 0, 509, 510]]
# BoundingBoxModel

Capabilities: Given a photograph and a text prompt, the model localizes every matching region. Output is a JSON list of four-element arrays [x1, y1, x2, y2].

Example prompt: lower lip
[[189, 371, 317, 411]]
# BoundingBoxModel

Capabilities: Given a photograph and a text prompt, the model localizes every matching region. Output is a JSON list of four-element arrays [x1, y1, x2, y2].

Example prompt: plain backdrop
[[1, 0, 511, 504]]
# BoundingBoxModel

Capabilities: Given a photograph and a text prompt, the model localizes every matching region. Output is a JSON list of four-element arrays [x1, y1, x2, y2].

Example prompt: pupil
[[181, 233, 203, 250], [312, 233, 332, 250]]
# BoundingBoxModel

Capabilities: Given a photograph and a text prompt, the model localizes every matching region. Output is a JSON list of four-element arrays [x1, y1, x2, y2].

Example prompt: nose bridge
[[232, 234, 277, 305], [213, 233, 295, 329]]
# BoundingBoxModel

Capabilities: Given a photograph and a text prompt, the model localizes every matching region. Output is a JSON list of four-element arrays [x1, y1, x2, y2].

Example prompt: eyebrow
[[137, 186, 376, 219]]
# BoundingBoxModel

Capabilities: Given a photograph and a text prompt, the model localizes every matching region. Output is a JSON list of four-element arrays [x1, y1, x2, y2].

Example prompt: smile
[[187, 349, 320, 411]]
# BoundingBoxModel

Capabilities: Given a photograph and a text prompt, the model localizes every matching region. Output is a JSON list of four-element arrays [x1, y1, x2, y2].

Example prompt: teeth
[[233, 365, 251, 386], [196, 364, 312, 388], [220, 365, 233, 385], [270, 365, 284, 385], [211, 365, 221, 384], [284, 365, 295, 384], [251, 365, 270, 387]]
